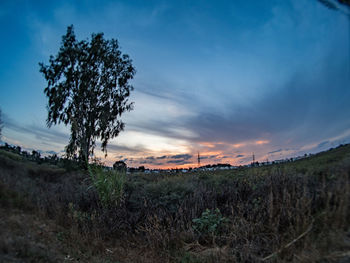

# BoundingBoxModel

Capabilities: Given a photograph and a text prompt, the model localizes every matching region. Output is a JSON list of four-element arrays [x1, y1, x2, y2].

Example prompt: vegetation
[[318, 0, 350, 12], [88, 164, 126, 207], [39, 25, 136, 167], [0, 144, 350, 262], [192, 208, 228, 245]]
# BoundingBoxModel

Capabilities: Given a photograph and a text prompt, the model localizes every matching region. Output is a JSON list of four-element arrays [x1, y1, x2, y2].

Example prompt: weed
[[192, 208, 228, 244], [88, 165, 126, 207]]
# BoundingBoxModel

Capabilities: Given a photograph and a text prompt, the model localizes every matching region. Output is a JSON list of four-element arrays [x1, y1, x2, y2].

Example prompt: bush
[[88, 165, 126, 207], [192, 208, 228, 242]]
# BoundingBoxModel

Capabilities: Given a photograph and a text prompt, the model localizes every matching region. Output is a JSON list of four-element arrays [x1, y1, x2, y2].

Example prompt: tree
[[317, 0, 350, 15], [39, 25, 136, 166]]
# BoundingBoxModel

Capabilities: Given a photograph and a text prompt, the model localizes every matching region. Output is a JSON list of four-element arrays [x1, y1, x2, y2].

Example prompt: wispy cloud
[[3, 113, 68, 147], [167, 159, 191, 165], [268, 149, 282, 154], [170, 154, 192, 160]]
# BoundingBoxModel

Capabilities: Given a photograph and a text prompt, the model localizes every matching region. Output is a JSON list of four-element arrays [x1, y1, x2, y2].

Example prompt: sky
[[0, 0, 350, 169]]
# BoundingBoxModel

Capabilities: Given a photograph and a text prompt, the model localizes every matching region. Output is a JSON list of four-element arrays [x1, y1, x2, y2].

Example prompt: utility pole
[[252, 152, 255, 163], [198, 152, 201, 167]]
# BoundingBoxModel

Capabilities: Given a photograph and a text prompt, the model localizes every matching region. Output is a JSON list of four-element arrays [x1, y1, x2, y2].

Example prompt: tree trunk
[[79, 134, 90, 169]]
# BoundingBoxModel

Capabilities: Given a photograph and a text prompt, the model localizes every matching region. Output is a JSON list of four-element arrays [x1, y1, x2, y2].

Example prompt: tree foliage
[[317, 0, 350, 15], [39, 25, 136, 165]]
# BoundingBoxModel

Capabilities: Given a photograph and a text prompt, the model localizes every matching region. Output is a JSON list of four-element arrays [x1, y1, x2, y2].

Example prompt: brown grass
[[1, 144, 350, 262]]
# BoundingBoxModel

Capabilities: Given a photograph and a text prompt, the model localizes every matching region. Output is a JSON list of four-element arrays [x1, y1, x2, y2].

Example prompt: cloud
[[140, 160, 163, 165], [3, 114, 68, 147], [170, 154, 192, 160], [123, 90, 197, 141], [208, 155, 219, 159], [256, 140, 269, 145], [185, 48, 350, 149], [1, 0, 349, 170], [167, 159, 191, 164], [130, 153, 195, 167], [268, 149, 282, 154], [317, 140, 330, 148], [106, 143, 147, 153], [238, 156, 254, 164]]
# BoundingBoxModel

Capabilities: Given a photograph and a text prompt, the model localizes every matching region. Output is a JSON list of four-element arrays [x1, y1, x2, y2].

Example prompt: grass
[[0, 144, 350, 262], [0, 149, 24, 161], [88, 164, 126, 207]]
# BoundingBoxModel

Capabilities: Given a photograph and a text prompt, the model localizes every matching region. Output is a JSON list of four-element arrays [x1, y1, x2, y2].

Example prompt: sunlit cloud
[[255, 140, 270, 145], [232, 143, 245, 148], [110, 130, 191, 154], [199, 142, 216, 148]]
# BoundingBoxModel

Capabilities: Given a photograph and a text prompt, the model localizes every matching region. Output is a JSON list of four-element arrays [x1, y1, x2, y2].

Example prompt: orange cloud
[[232, 143, 245, 148], [201, 151, 222, 156], [199, 142, 216, 148], [255, 140, 269, 145]]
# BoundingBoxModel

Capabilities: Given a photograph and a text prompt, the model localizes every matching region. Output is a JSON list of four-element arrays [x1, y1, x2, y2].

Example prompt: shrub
[[88, 165, 126, 207], [192, 208, 228, 241]]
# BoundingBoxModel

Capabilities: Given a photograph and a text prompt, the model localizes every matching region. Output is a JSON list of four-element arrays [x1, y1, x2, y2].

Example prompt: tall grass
[[88, 165, 126, 207], [1, 144, 350, 262]]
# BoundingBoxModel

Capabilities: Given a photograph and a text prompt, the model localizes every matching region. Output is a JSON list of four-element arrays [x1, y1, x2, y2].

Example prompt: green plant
[[88, 165, 126, 207], [192, 208, 228, 237]]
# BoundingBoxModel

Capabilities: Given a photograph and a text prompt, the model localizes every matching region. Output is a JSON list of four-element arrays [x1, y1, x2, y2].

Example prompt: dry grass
[[1, 145, 350, 262]]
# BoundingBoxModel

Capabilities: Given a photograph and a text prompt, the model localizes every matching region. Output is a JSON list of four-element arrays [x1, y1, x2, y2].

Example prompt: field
[[1, 145, 350, 262]]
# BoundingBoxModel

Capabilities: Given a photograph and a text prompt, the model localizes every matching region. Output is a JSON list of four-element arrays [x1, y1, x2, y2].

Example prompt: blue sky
[[0, 0, 349, 168]]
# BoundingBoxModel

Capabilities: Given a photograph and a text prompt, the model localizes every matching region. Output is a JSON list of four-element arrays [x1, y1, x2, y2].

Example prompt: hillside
[[1, 145, 350, 262]]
